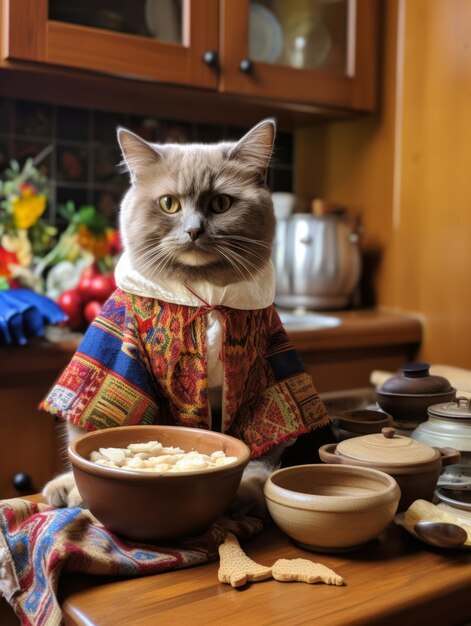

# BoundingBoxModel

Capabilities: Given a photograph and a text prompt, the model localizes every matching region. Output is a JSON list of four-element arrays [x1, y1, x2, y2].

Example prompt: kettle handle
[[439, 447, 462, 467], [318, 443, 342, 464]]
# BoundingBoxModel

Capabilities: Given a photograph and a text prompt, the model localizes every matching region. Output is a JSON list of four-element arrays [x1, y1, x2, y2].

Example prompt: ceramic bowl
[[264, 464, 400, 552], [69, 425, 250, 543], [333, 408, 394, 439]]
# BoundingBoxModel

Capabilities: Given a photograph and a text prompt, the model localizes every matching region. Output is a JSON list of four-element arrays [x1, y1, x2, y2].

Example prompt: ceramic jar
[[376, 363, 456, 428], [318, 427, 461, 511], [411, 397, 471, 467]]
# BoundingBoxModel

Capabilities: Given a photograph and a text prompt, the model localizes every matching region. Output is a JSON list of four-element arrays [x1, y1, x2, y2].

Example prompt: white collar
[[115, 250, 275, 310]]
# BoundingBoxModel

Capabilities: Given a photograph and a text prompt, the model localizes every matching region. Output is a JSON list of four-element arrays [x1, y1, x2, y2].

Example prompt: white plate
[[249, 3, 284, 64], [145, 0, 181, 43], [435, 487, 471, 512]]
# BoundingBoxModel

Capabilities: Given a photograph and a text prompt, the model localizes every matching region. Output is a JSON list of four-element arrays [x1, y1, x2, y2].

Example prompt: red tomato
[[77, 264, 99, 301], [88, 274, 114, 303], [57, 289, 84, 330], [84, 300, 103, 323]]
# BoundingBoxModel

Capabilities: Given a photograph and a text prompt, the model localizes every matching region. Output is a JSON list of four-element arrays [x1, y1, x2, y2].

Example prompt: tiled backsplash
[[0, 98, 294, 231]]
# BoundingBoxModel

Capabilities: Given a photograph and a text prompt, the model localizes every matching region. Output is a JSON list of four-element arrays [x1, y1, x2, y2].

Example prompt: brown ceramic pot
[[318, 427, 461, 511], [376, 363, 456, 423], [69, 425, 250, 543]]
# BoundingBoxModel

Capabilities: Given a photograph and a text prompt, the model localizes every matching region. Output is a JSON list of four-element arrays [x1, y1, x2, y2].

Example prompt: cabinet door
[[0, 387, 64, 499], [4, 0, 219, 88], [220, 0, 378, 111]]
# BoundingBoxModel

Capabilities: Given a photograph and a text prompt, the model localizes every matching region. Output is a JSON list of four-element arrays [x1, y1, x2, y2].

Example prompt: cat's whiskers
[[213, 245, 248, 281], [136, 239, 180, 279], [218, 234, 272, 250], [139, 246, 164, 268], [226, 247, 261, 275], [224, 240, 268, 264], [215, 245, 259, 281]]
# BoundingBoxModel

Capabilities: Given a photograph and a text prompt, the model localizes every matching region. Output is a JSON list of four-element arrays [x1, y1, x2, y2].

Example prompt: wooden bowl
[[264, 464, 400, 552], [69, 425, 250, 543]]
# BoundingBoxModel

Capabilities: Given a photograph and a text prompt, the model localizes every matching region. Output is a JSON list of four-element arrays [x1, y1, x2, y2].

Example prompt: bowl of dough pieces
[[69, 425, 251, 543]]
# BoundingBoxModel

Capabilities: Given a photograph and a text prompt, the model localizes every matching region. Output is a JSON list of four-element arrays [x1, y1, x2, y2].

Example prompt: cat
[[41, 119, 332, 518]]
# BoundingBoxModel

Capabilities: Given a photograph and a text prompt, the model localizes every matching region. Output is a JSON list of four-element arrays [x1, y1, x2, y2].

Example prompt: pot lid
[[428, 397, 471, 419], [336, 427, 438, 467], [380, 363, 453, 395]]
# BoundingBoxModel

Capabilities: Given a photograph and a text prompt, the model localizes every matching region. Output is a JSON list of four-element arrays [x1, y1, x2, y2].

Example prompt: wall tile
[[0, 98, 295, 230], [56, 106, 90, 141], [15, 100, 53, 137], [0, 100, 12, 133], [56, 144, 88, 182], [11, 139, 53, 177]]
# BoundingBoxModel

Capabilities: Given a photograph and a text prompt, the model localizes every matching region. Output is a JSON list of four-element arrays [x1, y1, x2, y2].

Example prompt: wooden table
[[56, 522, 470, 626]]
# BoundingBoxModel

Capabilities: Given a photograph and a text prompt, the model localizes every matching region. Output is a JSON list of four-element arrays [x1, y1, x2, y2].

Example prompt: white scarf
[[114, 251, 275, 309]]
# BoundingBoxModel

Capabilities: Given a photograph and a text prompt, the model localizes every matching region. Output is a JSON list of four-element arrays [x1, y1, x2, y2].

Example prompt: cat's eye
[[159, 195, 181, 214], [210, 194, 232, 214]]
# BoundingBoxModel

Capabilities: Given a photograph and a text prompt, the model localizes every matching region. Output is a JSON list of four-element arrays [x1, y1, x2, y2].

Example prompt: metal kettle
[[273, 200, 362, 310]]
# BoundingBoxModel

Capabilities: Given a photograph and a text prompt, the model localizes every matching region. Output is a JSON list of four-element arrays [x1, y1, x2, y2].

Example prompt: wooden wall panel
[[295, 0, 471, 370]]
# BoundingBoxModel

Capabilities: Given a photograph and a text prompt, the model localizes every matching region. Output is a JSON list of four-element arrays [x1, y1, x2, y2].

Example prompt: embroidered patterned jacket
[[41, 288, 330, 458]]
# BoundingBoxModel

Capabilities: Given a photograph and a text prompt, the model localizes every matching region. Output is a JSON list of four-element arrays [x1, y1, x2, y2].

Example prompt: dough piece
[[272, 558, 344, 586], [218, 532, 272, 588]]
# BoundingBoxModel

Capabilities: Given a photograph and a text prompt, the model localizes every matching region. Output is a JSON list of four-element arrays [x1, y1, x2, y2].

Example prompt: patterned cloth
[[0, 498, 263, 626], [41, 289, 330, 457]]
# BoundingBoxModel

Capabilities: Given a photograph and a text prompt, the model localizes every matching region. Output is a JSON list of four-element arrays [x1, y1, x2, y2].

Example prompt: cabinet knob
[[203, 50, 218, 67], [239, 58, 254, 74], [12, 472, 35, 494]]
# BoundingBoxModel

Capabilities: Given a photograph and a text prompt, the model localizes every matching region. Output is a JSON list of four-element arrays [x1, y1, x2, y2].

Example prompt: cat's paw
[[42, 471, 84, 508], [229, 473, 268, 519]]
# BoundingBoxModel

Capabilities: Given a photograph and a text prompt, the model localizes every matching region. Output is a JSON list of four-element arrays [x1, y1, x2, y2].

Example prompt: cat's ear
[[228, 118, 276, 174], [117, 128, 162, 182]]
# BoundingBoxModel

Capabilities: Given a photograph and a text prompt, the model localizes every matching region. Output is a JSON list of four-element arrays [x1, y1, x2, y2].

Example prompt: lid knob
[[402, 362, 430, 378], [382, 427, 396, 439]]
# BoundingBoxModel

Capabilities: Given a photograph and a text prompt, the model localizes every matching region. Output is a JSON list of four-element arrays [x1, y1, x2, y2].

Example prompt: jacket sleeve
[[40, 289, 159, 431]]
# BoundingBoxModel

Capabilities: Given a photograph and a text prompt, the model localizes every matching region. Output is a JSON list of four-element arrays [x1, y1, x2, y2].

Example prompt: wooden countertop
[[287, 308, 422, 353], [58, 522, 470, 626], [0, 308, 422, 365]]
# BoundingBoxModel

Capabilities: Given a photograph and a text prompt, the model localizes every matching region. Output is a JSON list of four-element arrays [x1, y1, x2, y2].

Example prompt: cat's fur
[[43, 119, 291, 517], [118, 119, 276, 286]]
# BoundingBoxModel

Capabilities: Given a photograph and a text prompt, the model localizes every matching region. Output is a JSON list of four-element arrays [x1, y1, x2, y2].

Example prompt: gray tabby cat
[[43, 119, 291, 516]]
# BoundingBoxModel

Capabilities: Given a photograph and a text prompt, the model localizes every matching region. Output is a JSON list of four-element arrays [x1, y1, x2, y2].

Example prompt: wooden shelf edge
[[0, 62, 365, 129]]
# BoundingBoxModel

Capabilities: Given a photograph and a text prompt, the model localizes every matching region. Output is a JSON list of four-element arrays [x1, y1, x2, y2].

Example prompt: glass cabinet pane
[[49, 0, 184, 44], [249, 0, 350, 74]]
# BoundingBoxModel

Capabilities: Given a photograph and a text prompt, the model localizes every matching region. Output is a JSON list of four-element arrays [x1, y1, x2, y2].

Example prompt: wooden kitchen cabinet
[[2, 0, 379, 114], [220, 0, 378, 111], [3, 0, 219, 89], [0, 341, 72, 499]]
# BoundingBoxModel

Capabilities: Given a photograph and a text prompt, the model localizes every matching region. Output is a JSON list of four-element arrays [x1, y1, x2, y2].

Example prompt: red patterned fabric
[[0, 498, 263, 626], [41, 289, 330, 457]]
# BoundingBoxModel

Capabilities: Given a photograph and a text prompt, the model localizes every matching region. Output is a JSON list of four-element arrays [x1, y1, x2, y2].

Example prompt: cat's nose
[[187, 227, 203, 241]]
